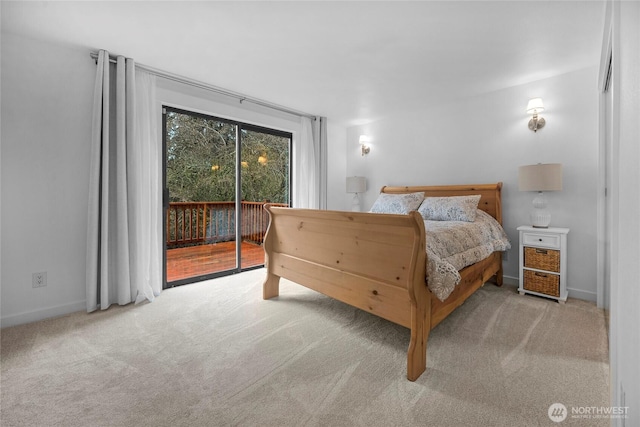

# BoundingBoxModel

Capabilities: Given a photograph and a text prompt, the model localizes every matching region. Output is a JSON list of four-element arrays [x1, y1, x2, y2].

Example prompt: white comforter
[[426, 209, 511, 301]]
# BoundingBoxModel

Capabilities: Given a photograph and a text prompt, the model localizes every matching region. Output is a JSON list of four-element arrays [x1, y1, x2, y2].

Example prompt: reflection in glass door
[[163, 107, 291, 287]]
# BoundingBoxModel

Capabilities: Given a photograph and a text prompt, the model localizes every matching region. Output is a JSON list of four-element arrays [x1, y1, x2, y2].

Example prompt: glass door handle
[[163, 189, 170, 209]]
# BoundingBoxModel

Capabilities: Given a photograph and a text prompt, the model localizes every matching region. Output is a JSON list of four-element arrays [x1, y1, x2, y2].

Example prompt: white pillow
[[369, 192, 424, 215], [418, 195, 481, 222]]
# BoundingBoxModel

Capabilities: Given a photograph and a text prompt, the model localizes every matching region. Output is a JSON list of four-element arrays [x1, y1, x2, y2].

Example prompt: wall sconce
[[518, 163, 562, 227], [359, 135, 371, 156], [526, 98, 546, 132], [346, 176, 366, 211]]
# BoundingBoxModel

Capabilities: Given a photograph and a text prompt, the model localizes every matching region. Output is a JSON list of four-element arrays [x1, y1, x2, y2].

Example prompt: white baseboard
[[502, 275, 519, 287], [566, 287, 597, 303], [1, 300, 86, 328]]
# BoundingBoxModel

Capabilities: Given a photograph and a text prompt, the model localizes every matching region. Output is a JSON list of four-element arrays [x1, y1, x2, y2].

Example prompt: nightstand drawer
[[522, 232, 561, 249], [524, 247, 560, 272], [524, 270, 560, 297]]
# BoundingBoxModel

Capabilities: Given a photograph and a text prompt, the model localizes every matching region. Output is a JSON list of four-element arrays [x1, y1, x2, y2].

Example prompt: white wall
[[157, 78, 305, 137], [346, 66, 600, 302], [1, 33, 94, 326]]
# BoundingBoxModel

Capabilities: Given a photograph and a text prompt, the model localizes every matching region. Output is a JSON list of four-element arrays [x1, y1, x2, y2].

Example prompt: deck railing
[[166, 201, 287, 249]]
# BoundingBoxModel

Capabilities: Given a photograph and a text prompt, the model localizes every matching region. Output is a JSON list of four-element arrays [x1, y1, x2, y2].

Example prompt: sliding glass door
[[163, 107, 291, 287]]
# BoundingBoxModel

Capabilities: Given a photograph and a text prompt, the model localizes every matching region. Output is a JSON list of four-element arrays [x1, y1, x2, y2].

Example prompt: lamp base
[[530, 210, 551, 227], [351, 193, 361, 212], [530, 192, 551, 228]]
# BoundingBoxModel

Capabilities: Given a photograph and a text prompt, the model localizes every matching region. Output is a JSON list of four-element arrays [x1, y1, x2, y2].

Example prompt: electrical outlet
[[32, 272, 47, 288]]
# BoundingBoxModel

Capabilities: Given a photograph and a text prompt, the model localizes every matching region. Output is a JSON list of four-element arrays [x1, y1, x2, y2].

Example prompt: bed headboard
[[380, 182, 503, 224]]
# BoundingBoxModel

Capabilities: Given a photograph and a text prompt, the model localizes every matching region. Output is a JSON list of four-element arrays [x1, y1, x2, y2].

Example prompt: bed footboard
[[262, 206, 429, 380]]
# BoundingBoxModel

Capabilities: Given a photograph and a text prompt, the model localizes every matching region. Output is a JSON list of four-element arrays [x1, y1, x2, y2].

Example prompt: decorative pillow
[[418, 195, 481, 222], [369, 192, 424, 215]]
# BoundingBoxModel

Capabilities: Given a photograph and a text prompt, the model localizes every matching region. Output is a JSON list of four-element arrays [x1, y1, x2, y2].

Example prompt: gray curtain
[[86, 50, 161, 312], [315, 116, 328, 209]]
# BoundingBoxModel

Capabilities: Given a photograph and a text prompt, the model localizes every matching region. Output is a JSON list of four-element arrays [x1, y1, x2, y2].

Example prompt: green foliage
[[166, 111, 290, 204]]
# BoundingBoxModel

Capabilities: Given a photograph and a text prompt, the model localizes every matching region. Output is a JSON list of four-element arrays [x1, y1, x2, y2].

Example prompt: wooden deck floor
[[166, 241, 265, 283]]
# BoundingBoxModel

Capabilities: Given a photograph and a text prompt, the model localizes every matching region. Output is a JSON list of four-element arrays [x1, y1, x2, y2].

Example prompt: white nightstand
[[517, 226, 569, 303]]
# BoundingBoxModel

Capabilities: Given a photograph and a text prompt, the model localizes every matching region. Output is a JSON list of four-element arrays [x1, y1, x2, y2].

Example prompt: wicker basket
[[524, 247, 560, 272], [524, 270, 560, 297]]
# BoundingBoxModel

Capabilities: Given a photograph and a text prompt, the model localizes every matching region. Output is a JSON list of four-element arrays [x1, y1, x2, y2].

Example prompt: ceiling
[[2, 1, 605, 127]]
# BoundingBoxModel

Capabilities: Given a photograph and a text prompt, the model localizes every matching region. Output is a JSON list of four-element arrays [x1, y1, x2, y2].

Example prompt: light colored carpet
[[1, 269, 609, 426]]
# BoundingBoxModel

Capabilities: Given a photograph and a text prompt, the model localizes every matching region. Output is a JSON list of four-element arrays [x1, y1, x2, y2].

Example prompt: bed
[[262, 183, 508, 381]]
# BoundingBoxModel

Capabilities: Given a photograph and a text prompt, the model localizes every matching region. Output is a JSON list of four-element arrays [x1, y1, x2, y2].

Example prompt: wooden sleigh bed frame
[[262, 183, 504, 381]]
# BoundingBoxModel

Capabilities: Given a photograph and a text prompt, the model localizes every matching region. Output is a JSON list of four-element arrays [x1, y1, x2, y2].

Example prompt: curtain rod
[[89, 51, 316, 120]]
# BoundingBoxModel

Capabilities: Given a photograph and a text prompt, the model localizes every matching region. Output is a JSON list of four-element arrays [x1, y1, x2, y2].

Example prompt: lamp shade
[[358, 135, 370, 145], [346, 176, 366, 193], [518, 164, 563, 192], [526, 98, 545, 114]]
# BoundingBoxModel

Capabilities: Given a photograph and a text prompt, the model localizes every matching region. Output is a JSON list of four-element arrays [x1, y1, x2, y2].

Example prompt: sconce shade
[[358, 135, 370, 144], [518, 163, 562, 192], [527, 98, 544, 114], [346, 176, 366, 193], [526, 98, 545, 114]]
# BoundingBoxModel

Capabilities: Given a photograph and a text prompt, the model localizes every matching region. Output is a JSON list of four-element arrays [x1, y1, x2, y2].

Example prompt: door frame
[[597, 20, 614, 310]]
